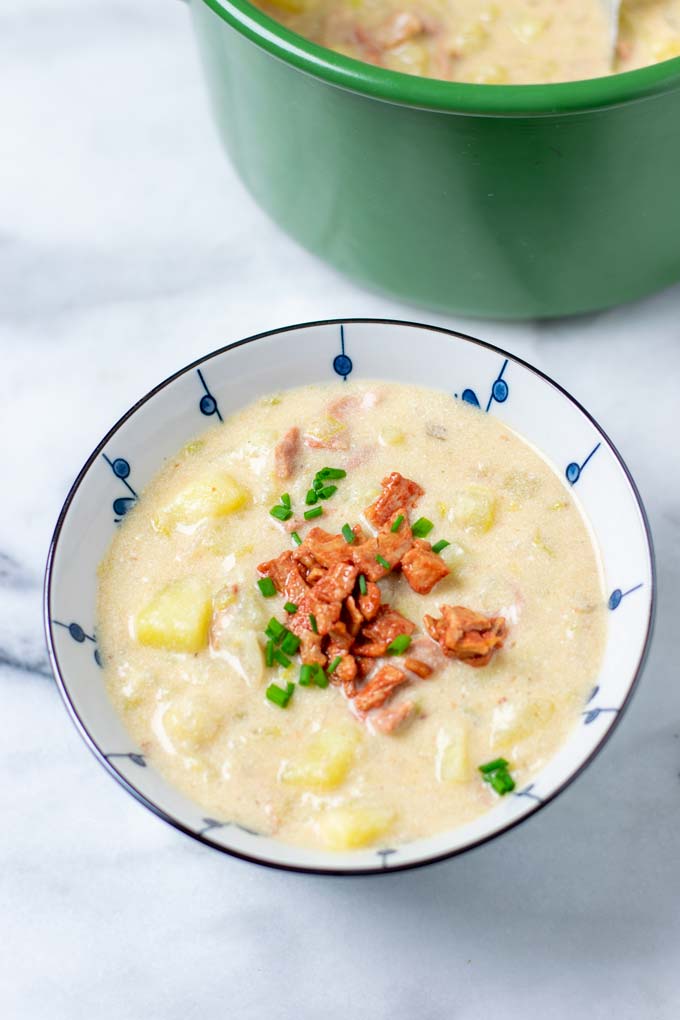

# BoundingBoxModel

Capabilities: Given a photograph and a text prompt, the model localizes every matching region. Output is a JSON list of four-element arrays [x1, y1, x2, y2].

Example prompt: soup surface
[[98, 381, 606, 851], [252, 0, 680, 84]]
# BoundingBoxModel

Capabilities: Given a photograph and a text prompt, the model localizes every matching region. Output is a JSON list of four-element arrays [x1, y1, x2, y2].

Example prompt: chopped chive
[[280, 631, 301, 655], [265, 617, 286, 642], [291, 531, 302, 546], [313, 478, 325, 492], [359, 574, 367, 596], [387, 634, 412, 655], [478, 758, 509, 774], [316, 467, 346, 480], [305, 489, 318, 505], [412, 517, 434, 538], [299, 663, 313, 686], [489, 770, 515, 795], [280, 493, 291, 509], [309, 613, 318, 634], [265, 639, 274, 668], [257, 577, 277, 597], [304, 506, 323, 521], [376, 554, 391, 571], [313, 665, 329, 688], [284, 601, 298, 614], [327, 655, 342, 676], [273, 648, 292, 668], [270, 505, 293, 522], [432, 539, 451, 555], [317, 485, 337, 500], [390, 514, 404, 533], [341, 523, 355, 544], [265, 681, 295, 708]]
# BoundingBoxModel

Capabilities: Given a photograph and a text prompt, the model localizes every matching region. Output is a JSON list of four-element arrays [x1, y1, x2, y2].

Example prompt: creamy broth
[[98, 382, 606, 851], [252, 0, 680, 84]]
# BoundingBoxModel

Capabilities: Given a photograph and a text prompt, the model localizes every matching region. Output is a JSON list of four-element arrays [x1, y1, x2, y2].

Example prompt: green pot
[[190, 0, 680, 318]]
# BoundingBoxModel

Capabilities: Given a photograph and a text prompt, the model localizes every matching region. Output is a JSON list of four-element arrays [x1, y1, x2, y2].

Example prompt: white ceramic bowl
[[44, 320, 655, 875]]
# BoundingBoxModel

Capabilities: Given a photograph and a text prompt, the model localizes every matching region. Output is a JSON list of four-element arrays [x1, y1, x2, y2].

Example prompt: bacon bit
[[355, 656, 373, 679], [327, 621, 354, 655], [352, 509, 413, 580], [357, 580, 381, 621], [351, 536, 383, 582], [372, 700, 416, 734], [274, 427, 301, 480], [407, 635, 448, 673], [401, 539, 450, 595], [355, 604, 415, 657], [258, 551, 308, 603], [424, 605, 507, 668], [288, 592, 342, 639], [327, 390, 380, 421], [294, 527, 354, 571], [404, 657, 432, 679], [353, 24, 385, 64], [313, 562, 359, 604], [283, 516, 304, 534], [365, 472, 424, 528], [353, 664, 409, 712], [377, 10, 424, 48], [344, 595, 364, 637], [299, 631, 327, 667], [335, 655, 358, 690]]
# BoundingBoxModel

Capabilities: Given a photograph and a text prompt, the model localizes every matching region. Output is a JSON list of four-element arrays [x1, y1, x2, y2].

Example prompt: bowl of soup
[[185, 0, 680, 318], [44, 319, 654, 873]]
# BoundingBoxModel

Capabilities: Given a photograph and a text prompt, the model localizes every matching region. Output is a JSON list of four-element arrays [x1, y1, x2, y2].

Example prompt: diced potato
[[213, 628, 265, 686], [379, 425, 406, 447], [135, 576, 211, 653], [472, 64, 509, 85], [452, 484, 497, 533], [385, 41, 429, 76], [281, 727, 361, 791], [448, 21, 489, 56], [435, 722, 470, 783], [164, 691, 222, 751], [439, 540, 465, 572], [319, 805, 396, 850], [153, 472, 250, 533], [491, 699, 555, 753]]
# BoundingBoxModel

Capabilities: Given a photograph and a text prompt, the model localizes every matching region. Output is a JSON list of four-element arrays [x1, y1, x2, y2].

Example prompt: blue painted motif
[[608, 583, 643, 611], [376, 848, 397, 869], [53, 619, 101, 667], [198, 818, 260, 838], [105, 752, 147, 767], [461, 389, 480, 407], [457, 358, 510, 412], [582, 706, 619, 725], [197, 368, 223, 422], [333, 324, 353, 380], [514, 784, 543, 805], [103, 453, 137, 521], [565, 442, 600, 485]]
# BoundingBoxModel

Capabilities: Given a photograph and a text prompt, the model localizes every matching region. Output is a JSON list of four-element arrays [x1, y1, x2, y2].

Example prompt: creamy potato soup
[[253, 0, 680, 84], [98, 382, 606, 852]]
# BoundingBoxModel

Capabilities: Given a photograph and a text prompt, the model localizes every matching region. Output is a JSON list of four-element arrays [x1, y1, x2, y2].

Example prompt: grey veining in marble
[[1, 1, 679, 1017]]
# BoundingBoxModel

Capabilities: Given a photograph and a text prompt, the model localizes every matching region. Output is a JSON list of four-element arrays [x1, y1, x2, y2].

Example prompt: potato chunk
[[452, 484, 496, 533], [435, 722, 470, 783], [319, 805, 396, 850], [164, 691, 222, 751], [153, 472, 249, 533], [281, 727, 360, 791], [491, 698, 555, 754], [135, 576, 211, 653]]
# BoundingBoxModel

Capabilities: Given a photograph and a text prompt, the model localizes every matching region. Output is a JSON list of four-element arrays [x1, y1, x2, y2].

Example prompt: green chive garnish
[[304, 506, 323, 521], [313, 665, 329, 688], [317, 485, 337, 500], [432, 539, 450, 555], [479, 758, 509, 774], [341, 523, 355, 544], [265, 617, 286, 642], [412, 517, 434, 538], [266, 681, 294, 708], [376, 554, 391, 571], [257, 577, 277, 597], [270, 505, 293, 522], [387, 634, 412, 655], [313, 478, 325, 492], [280, 631, 301, 655], [281, 493, 291, 509], [291, 531, 302, 546], [316, 467, 346, 480], [327, 655, 342, 675], [273, 648, 292, 668], [305, 489, 318, 505], [490, 771, 516, 795], [391, 514, 404, 533], [359, 574, 367, 595], [265, 639, 274, 668], [309, 613, 318, 634], [299, 664, 313, 686], [284, 601, 298, 614]]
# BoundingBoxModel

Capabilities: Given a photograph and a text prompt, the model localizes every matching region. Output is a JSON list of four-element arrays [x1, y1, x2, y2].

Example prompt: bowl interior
[[45, 320, 654, 874]]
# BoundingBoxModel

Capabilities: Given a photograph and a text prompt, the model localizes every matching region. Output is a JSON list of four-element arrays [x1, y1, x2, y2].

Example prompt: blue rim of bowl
[[44, 318, 656, 876]]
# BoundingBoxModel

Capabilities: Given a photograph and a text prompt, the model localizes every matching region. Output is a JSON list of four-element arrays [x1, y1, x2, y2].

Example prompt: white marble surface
[[1, 1, 679, 1016]]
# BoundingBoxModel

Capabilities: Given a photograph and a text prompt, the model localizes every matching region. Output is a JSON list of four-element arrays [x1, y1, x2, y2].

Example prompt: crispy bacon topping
[[294, 527, 354, 571], [404, 657, 433, 679], [353, 664, 409, 713], [424, 606, 507, 668], [357, 579, 381, 621], [372, 700, 416, 734], [365, 472, 424, 528], [356, 605, 415, 658], [401, 539, 450, 595], [313, 561, 359, 604], [274, 427, 301, 480], [257, 551, 308, 603]]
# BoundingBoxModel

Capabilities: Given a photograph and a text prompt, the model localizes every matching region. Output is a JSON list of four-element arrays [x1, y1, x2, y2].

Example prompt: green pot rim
[[198, 0, 680, 115]]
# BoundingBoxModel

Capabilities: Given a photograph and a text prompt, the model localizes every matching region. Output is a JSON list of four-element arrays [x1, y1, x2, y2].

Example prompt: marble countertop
[[2, 1, 679, 1016]]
